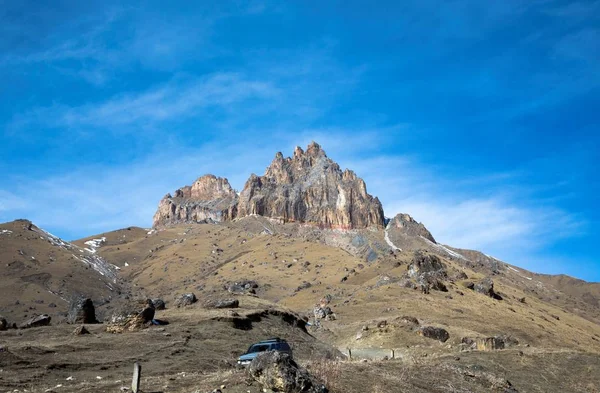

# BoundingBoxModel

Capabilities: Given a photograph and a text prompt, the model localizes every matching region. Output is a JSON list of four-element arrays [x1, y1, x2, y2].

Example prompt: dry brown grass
[[305, 358, 343, 392]]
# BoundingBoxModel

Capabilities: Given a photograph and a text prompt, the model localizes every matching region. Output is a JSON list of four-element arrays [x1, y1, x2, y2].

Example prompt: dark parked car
[[237, 338, 292, 365]]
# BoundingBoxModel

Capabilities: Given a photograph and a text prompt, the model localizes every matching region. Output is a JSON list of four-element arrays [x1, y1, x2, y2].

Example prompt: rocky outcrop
[[206, 298, 239, 309], [153, 175, 238, 227], [408, 251, 448, 292], [105, 299, 155, 333], [67, 297, 97, 324], [247, 351, 327, 393], [20, 314, 51, 329], [174, 293, 197, 308], [237, 142, 384, 229], [153, 143, 385, 230], [418, 326, 450, 342], [389, 213, 436, 243]]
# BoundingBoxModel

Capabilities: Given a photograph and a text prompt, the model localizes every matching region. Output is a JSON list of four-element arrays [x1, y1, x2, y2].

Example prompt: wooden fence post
[[132, 362, 141, 393], [390, 349, 395, 359], [347, 348, 352, 360]]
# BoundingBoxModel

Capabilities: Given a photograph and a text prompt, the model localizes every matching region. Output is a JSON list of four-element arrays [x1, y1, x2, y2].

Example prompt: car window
[[248, 344, 270, 353], [278, 342, 291, 351]]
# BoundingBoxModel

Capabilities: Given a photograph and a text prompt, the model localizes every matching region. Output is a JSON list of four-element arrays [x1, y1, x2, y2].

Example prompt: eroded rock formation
[[389, 213, 436, 243], [237, 142, 384, 229], [153, 142, 385, 229], [153, 175, 238, 227]]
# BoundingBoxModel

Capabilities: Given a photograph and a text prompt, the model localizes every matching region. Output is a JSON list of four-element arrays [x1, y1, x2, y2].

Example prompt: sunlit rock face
[[237, 142, 385, 229], [153, 174, 238, 227]]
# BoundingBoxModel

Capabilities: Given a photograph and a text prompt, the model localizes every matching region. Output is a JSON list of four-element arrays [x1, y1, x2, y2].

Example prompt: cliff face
[[152, 142, 385, 229], [236, 142, 384, 229], [152, 175, 238, 227]]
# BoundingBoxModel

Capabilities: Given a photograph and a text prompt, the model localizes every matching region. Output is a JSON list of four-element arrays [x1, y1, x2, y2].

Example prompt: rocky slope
[[152, 142, 385, 229], [0, 220, 125, 324]]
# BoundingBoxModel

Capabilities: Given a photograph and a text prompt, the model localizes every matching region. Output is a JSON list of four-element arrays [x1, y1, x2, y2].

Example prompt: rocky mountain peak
[[153, 142, 385, 229], [391, 213, 436, 243], [237, 143, 384, 229], [152, 174, 238, 228]]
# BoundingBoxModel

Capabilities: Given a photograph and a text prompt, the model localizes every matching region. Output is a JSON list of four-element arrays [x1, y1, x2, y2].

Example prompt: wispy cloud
[[6, 73, 279, 136]]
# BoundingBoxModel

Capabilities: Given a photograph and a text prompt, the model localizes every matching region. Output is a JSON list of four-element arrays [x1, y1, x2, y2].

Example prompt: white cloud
[[6, 73, 280, 135]]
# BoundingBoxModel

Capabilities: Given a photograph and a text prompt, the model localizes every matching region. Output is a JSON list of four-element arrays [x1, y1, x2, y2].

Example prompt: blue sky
[[1, 1, 598, 281]]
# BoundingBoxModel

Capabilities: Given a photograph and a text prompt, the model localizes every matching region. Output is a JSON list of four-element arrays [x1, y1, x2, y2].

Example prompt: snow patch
[[507, 266, 521, 273], [1, 229, 13, 235], [420, 236, 468, 260], [384, 221, 402, 251], [84, 237, 106, 253]]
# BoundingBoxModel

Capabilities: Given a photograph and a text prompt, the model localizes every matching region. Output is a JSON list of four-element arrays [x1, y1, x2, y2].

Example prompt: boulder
[[206, 299, 239, 309], [409, 251, 448, 292], [474, 278, 502, 299], [247, 351, 327, 393], [476, 335, 519, 351], [152, 298, 166, 310], [313, 306, 334, 320], [139, 299, 156, 322], [105, 300, 155, 333], [72, 325, 91, 335], [408, 251, 446, 277], [67, 297, 97, 324], [0, 316, 7, 331], [174, 293, 197, 308], [417, 326, 450, 342], [20, 314, 51, 329], [227, 280, 259, 294], [474, 278, 494, 296], [461, 281, 475, 290]]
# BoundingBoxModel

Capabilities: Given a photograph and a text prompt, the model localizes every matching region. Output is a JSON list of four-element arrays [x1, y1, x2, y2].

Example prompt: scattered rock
[[313, 306, 334, 320], [461, 281, 475, 290], [462, 335, 519, 351], [20, 314, 51, 329], [0, 316, 7, 331], [72, 325, 90, 335], [227, 280, 259, 294], [409, 250, 446, 277], [247, 351, 327, 393], [398, 316, 420, 326], [67, 297, 97, 324], [206, 299, 239, 309], [409, 251, 448, 292], [174, 293, 197, 308], [399, 279, 418, 290], [417, 326, 449, 342], [105, 300, 155, 333], [296, 282, 312, 292], [139, 299, 156, 323], [376, 275, 400, 287], [474, 278, 502, 300], [151, 299, 166, 310]]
